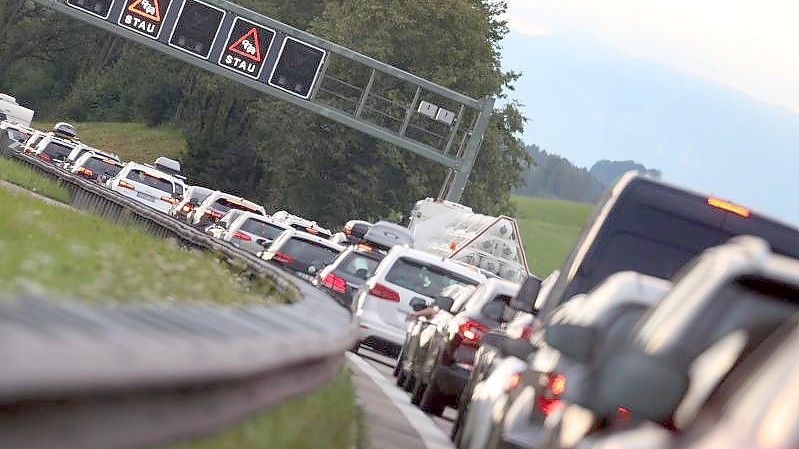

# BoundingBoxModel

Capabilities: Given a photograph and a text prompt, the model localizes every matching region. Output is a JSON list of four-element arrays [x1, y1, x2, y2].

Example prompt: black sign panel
[[218, 18, 275, 79], [168, 0, 225, 59], [118, 0, 173, 39], [268, 37, 326, 100], [67, 0, 114, 19]]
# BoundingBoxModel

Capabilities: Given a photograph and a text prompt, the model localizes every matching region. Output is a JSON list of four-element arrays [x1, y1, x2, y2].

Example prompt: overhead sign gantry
[[42, 0, 495, 201]]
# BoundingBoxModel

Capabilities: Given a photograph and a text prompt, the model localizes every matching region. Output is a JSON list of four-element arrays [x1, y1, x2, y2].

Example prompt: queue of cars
[[6, 121, 799, 449], [389, 172, 799, 449]]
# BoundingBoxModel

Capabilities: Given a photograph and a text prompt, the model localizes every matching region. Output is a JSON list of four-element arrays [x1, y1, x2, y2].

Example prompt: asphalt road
[[355, 346, 457, 438]]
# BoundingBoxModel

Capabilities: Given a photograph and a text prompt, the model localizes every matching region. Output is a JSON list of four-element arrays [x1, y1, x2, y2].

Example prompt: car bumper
[[356, 309, 406, 346], [434, 363, 470, 398]]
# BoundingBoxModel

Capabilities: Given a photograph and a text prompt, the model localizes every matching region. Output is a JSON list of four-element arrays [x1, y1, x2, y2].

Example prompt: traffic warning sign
[[118, 0, 173, 39], [219, 18, 275, 79]]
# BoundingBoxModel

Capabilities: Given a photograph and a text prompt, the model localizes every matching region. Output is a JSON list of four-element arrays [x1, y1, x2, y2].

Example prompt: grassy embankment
[[512, 195, 593, 277], [0, 138, 360, 447]]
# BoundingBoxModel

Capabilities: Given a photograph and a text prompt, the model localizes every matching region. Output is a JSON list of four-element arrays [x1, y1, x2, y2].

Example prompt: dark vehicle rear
[[318, 246, 384, 307], [36, 139, 75, 167], [539, 173, 799, 317]]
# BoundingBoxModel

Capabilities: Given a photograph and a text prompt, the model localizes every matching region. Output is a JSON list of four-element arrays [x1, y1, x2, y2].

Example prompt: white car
[[0, 121, 35, 144], [271, 210, 333, 238], [187, 191, 266, 228], [70, 152, 125, 185], [31, 134, 79, 168], [64, 144, 119, 170], [107, 162, 187, 213], [170, 185, 214, 221], [352, 246, 488, 352], [220, 212, 291, 254]]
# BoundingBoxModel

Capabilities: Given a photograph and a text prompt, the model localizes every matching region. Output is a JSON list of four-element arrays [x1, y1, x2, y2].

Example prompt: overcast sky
[[504, 0, 799, 113]]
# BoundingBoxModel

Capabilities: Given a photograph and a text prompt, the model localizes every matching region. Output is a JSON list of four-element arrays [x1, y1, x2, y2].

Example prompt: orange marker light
[[708, 197, 751, 218]]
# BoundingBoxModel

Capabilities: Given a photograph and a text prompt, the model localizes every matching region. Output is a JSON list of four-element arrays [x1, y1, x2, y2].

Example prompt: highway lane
[[354, 347, 457, 440]]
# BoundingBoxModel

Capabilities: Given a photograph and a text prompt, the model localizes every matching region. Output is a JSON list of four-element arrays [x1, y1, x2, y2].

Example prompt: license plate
[[295, 272, 314, 283], [137, 192, 156, 202]]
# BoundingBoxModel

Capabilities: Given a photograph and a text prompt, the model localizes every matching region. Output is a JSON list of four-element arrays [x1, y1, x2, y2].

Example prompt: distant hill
[[515, 145, 660, 203]]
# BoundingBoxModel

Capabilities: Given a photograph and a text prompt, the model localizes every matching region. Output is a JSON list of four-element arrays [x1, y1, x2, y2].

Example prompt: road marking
[[346, 352, 455, 449]]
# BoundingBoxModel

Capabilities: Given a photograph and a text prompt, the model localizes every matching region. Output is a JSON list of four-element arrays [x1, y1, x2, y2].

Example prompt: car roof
[[75, 152, 124, 166], [566, 271, 672, 326], [123, 162, 182, 182], [233, 211, 288, 227], [282, 229, 345, 250], [204, 191, 263, 209]]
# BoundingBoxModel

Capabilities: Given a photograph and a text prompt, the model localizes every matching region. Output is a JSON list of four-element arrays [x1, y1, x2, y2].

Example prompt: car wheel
[[420, 378, 447, 416], [411, 380, 426, 406]]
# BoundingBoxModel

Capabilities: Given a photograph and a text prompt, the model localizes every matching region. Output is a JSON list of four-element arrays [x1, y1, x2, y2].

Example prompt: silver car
[[221, 212, 291, 254]]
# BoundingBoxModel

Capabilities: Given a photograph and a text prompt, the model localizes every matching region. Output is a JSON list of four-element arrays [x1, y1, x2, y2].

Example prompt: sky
[[499, 1, 799, 223], [503, 0, 799, 113]]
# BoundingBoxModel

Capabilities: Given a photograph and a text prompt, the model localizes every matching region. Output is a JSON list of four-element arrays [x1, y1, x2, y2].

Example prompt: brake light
[[37, 153, 51, 162], [273, 251, 295, 264], [536, 373, 567, 416], [119, 180, 135, 190], [205, 209, 223, 219], [305, 227, 319, 235], [232, 231, 252, 241], [323, 273, 347, 293], [506, 372, 523, 392], [161, 196, 179, 204], [521, 324, 534, 340], [708, 197, 750, 218], [181, 204, 193, 213], [77, 167, 94, 177], [369, 283, 400, 302], [459, 320, 488, 345]]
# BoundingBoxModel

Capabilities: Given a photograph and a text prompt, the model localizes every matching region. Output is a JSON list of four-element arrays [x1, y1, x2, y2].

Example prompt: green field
[[34, 121, 185, 163], [0, 185, 280, 305], [0, 158, 71, 202], [513, 196, 593, 277]]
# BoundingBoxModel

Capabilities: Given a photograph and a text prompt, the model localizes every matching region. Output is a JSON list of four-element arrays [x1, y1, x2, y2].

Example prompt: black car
[[262, 229, 345, 283]]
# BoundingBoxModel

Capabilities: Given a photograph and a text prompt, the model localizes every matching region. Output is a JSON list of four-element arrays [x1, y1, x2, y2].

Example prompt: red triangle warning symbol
[[128, 0, 161, 22], [228, 27, 262, 62]]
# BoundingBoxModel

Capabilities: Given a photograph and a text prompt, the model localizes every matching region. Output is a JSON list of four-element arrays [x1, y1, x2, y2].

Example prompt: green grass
[[0, 186, 279, 305], [161, 369, 361, 449], [513, 196, 593, 277], [34, 121, 185, 163], [0, 158, 71, 203]]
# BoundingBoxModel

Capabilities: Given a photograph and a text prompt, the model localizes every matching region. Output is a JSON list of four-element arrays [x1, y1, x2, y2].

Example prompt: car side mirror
[[510, 276, 542, 314], [410, 297, 428, 312], [434, 295, 455, 313], [481, 300, 506, 322], [544, 324, 598, 364], [594, 350, 689, 422]]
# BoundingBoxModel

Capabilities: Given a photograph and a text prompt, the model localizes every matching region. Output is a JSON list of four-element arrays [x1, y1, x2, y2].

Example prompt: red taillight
[[181, 204, 193, 213], [232, 230, 252, 241], [521, 324, 534, 340], [205, 209, 223, 219], [369, 283, 400, 302], [506, 372, 523, 392], [37, 153, 51, 162], [273, 251, 295, 264], [458, 320, 489, 345], [536, 373, 567, 416], [161, 195, 179, 204], [322, 273, 347, 293], [77, 167, 94, 177], [119, 180, 135, 190]]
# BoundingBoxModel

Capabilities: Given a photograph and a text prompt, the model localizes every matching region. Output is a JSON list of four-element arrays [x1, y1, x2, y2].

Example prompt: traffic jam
[[4, 114, 799, 449]]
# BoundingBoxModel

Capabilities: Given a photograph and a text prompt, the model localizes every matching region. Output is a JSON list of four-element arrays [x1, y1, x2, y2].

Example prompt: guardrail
[[0, 132, 359, 449]]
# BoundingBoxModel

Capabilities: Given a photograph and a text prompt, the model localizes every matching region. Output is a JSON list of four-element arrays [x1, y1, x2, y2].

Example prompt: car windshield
[[41, 141, 73, 160], [213, 198, 260, 214], [338, 251, 381, 280], [281, 238, 341, 267], [7, 129, 27, 142], [385, 258, 477, 298], [127, 169, 174, 193], [81, 157, 122, 178], [239, 219, 285, 241], [190, 189, 212, 203]]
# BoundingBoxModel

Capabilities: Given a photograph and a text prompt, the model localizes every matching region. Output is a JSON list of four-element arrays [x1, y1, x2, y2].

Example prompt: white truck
[[0, 94, 34, 127], [408, 198, 530, 283]]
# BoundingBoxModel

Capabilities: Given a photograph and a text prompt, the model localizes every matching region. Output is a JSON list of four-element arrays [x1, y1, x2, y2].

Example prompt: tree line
[[0, 0, 531, 227]]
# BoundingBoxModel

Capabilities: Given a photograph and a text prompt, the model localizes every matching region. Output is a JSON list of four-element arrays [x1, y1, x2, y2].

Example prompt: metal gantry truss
[[33, 0, 495, 201]]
